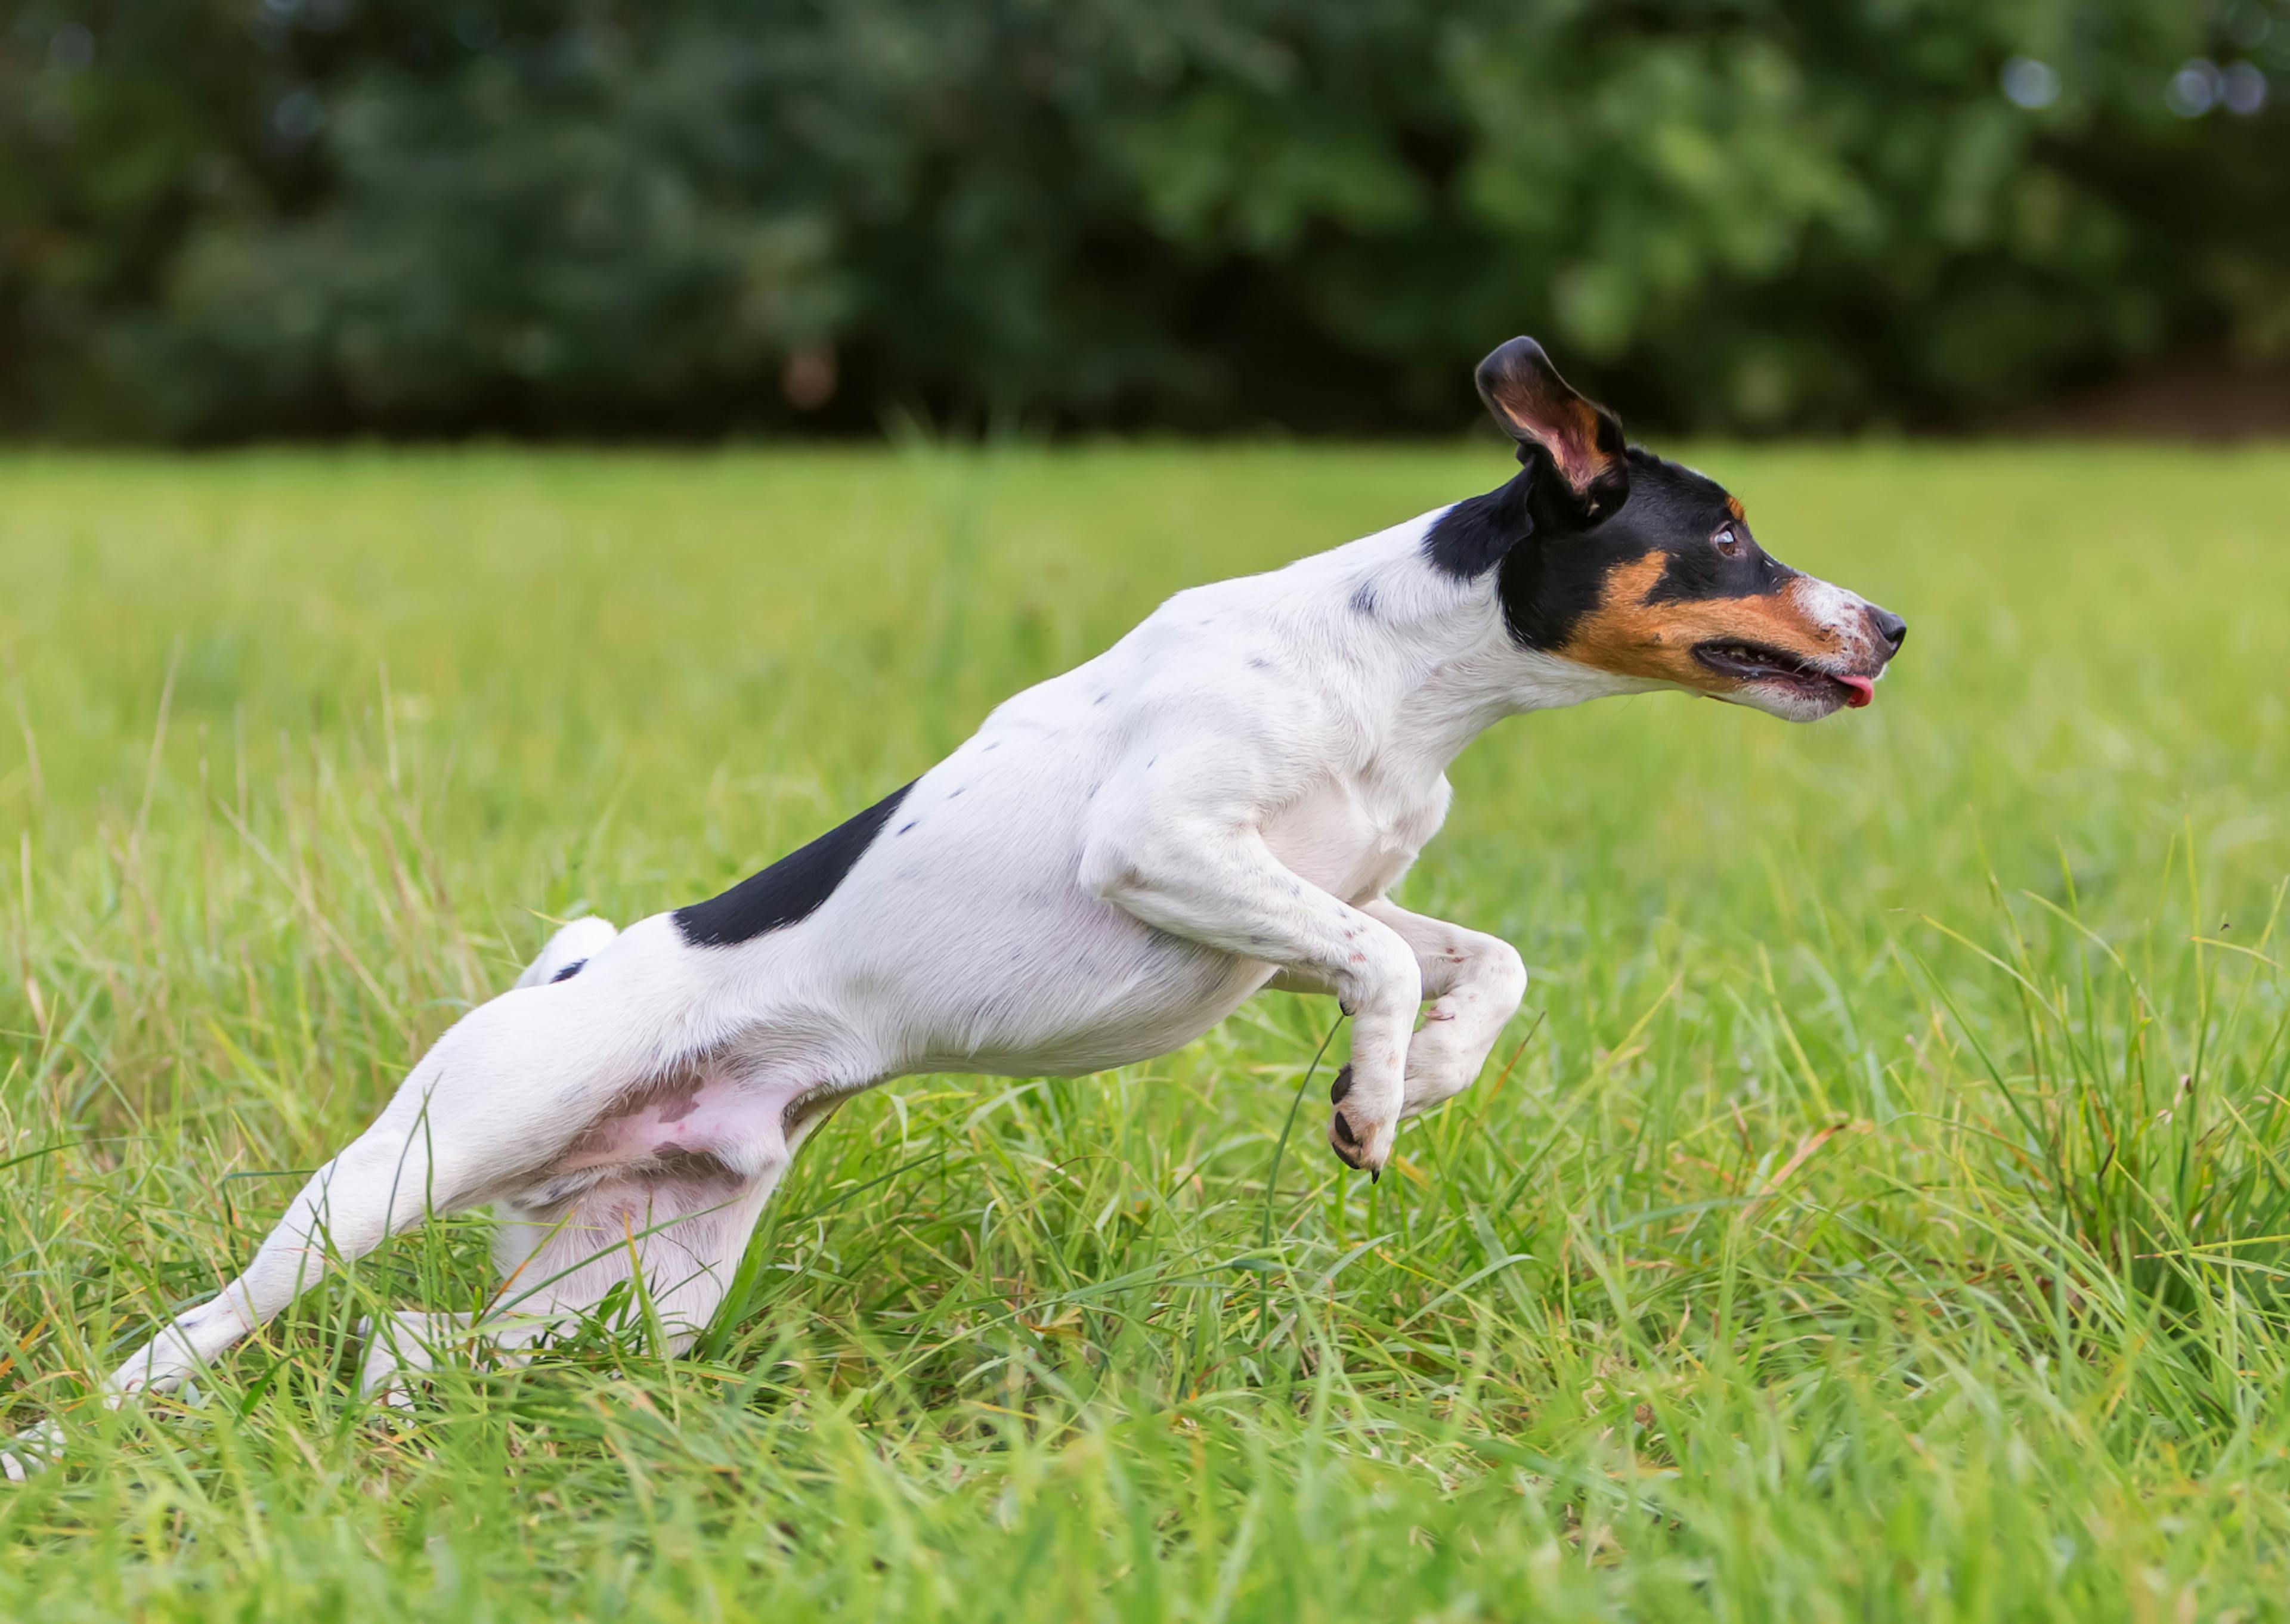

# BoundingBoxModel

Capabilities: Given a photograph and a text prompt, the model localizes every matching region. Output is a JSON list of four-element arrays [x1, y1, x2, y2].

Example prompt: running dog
[[4, 337, 1904, 1470]]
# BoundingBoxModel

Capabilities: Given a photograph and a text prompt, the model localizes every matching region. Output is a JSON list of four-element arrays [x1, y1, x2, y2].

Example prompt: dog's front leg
[[1360, 900, 1527, 1117], [1085, 820, 1420, 1177], [1270, 903, 1527, 1123]]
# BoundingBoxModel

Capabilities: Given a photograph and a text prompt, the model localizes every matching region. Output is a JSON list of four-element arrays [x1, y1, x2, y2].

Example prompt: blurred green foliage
[[3, 0, 2286, 439]]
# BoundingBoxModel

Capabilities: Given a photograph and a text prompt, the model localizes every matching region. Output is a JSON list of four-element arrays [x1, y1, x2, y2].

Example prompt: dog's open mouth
[[1692, 640, 1875, 709]]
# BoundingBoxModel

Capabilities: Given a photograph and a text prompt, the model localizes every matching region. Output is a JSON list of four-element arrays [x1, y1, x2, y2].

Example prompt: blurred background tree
[[2, 0, 2284, 440]]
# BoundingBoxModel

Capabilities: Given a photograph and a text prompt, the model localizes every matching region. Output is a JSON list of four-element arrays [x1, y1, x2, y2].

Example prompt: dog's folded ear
[[1475, 337, 1630, 522]]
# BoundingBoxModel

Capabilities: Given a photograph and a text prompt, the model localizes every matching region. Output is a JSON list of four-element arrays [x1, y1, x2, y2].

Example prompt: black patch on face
[[1639, 525, 1794, 605], [673, 780, 915, 947], [1463, 450, 1794, 650], [548, 959, 587, 983], [1493, 520, 1623, 649]]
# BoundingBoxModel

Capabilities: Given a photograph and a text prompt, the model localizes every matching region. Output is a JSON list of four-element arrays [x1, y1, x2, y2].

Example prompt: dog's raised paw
[[1327, 1100, 1393, 1179]]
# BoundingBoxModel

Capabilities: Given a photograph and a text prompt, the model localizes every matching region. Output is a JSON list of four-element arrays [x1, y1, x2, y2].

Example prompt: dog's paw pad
[[1328, 1063, 1354, 1105], [1327, 1100, 1395, 1178], [1327, 1105, 1391, 1174]]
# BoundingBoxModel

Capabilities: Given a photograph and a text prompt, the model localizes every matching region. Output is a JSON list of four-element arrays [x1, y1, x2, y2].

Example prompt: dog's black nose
[[1870, 606, 1907, 653]]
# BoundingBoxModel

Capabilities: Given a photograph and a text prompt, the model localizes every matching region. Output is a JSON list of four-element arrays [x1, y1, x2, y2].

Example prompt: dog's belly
[[835, 882, 1276, 1078], [914, 939, 1276, 1077], [515, 1055, 806, 1211]]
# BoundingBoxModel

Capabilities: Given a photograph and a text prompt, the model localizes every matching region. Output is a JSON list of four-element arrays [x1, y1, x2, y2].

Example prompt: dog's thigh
[[360, 1167, 778, 1408], [98, 919, 704, 1399], [491, 1168, 782, 1352]]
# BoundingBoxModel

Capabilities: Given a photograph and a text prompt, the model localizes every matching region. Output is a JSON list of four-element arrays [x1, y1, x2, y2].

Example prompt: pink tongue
[[1836, 674, 1874, 709]]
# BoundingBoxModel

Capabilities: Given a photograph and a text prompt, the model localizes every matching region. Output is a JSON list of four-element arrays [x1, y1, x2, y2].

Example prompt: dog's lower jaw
[[1712, 681, 1860, 723]]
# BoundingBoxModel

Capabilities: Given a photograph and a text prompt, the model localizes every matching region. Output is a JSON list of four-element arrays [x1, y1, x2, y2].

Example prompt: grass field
[[2, 442, 2287, 1620]]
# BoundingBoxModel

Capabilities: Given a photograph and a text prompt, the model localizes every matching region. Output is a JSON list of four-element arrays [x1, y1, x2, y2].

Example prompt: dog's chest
[[1261, 769, 1449, 905]]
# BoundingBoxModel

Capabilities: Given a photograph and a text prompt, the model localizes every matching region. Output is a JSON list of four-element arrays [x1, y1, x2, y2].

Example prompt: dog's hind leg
[[352, 1183, 757, 1406], [1, 917, 703, 1476], [356, 1182, 767, 1408], [358, 1090, 852, 1403], [103, 916, 662, 1395], [494, 1169, 780, 1353], [354, 1167, 770, 1406]]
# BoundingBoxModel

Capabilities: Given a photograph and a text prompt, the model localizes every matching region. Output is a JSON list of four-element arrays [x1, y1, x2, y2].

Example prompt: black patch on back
[[673, 782, 915, 948]]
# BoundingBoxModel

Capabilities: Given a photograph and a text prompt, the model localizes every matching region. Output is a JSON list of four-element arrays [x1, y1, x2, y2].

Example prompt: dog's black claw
[[1329, 1062, 1354, 1106], [1370, 1169, 1381, 1185]]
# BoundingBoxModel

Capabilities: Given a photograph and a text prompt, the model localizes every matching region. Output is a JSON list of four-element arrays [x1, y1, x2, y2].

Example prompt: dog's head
[[1430, 337, 1906, 721]]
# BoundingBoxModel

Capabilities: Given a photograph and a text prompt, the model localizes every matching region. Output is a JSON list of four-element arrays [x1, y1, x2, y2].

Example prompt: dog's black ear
[[1475, 337, 1629, 522]]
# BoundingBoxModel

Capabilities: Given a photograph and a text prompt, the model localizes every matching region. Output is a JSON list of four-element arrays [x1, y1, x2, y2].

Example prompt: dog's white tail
[[512, 916, 621, 989]]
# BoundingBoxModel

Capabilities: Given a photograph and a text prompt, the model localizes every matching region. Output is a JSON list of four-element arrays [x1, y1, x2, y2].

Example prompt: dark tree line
[[4, 0, 2285, 439]]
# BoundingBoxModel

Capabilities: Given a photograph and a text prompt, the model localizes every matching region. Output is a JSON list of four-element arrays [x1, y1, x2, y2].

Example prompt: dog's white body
[[5, 342, 1899, 1475], [782, 504, 1591, 1081], [4, 506, 1583, 1455]]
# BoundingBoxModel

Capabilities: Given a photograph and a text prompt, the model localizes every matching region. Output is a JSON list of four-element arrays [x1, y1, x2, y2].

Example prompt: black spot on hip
[[673, 781, 915, 947]]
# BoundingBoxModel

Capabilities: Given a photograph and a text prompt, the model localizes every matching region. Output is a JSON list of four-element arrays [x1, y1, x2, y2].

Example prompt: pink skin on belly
[[549, 1069, 799, 1178]]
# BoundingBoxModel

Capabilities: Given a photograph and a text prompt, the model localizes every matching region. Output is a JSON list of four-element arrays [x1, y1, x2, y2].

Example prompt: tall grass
[[2, 444, 2286, 1619]]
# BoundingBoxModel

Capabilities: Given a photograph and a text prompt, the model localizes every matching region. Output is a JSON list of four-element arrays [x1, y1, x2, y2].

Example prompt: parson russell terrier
[[5, 338, 1902, 1472]]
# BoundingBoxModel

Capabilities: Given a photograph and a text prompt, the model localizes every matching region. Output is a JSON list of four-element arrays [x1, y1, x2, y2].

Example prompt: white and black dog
[[7, 338, 1902, 1468]]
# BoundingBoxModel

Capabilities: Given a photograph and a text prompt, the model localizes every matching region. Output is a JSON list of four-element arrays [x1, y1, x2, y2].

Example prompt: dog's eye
[[1714, 525, 1744, 557]]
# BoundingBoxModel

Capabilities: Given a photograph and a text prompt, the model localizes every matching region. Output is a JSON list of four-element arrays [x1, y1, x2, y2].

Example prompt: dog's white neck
[[1314, 509, 1656, 782]]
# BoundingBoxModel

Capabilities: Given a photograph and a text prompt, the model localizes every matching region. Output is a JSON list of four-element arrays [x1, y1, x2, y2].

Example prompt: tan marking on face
[[1555, 555, 1847, 690], [1724, 494, 1745, 522]]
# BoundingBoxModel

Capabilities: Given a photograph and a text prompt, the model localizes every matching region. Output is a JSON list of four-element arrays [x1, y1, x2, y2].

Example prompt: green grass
[[1, 442, 2287, 1620]]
